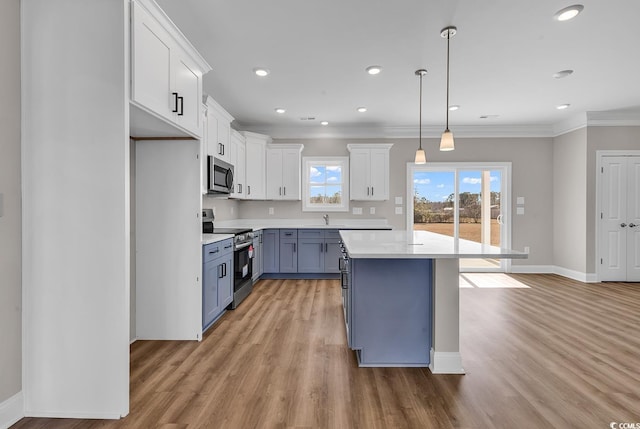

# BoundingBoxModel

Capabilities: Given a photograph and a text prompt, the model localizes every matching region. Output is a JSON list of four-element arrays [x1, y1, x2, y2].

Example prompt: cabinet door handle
[[283, 187, 286, 196], [172, 92, 179, 113], [218, 263, 224, 279], [293, 243, 296, 253], [177, 96, 184, 116], [279, 187, 282, 196], [325, 243, 328, 252], [247, 185, 251, 195], [371, 186, 374, 196], [366, 187, 370, 196], [320, 243, 323, 253], [224, 244, 233, 250], [209, 248, 219, 254]]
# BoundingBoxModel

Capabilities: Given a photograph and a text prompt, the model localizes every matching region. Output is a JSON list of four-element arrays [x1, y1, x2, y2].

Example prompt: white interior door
[[136, 139, 202, 340], [600, 156, 640, 282]]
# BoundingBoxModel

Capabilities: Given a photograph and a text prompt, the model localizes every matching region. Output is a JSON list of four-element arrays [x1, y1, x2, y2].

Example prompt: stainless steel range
[[202, 209, 254, 309]]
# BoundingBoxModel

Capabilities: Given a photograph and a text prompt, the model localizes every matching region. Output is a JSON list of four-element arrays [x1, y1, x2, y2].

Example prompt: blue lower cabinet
[[202, 239, 233, 331], [324, 238, 342, 272], [262, 229, 280, 273], [297, 238, 324, 272], [279, 229, 298, 272], [350, 258, 432, 366]]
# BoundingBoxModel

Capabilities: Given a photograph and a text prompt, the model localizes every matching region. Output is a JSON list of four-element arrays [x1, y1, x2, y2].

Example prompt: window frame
[[302, 156, 349, 212]]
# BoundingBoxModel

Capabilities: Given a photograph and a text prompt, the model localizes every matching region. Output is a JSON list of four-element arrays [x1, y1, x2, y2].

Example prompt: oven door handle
[[235, 241, 252, 250]]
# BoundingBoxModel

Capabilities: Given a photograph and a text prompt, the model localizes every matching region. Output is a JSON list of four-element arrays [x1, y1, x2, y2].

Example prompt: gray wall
[[0, 0, 22, 404], [237, 136, 555, 267], [553, 128, 588, 274]]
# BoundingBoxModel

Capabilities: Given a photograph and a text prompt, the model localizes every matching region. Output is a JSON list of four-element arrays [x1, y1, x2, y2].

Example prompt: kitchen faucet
[[323, 214, 329, 225]]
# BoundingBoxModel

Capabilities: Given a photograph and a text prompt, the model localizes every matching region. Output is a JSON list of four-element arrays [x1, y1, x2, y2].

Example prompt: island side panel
[[351, 258, 432, 367], [430, 258, 465, 374]]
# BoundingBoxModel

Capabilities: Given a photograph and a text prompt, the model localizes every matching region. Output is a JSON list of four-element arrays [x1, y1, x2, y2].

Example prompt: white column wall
[[21, 0, 129, 418]]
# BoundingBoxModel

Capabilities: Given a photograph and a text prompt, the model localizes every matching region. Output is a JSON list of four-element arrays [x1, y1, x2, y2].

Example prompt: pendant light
[[440, 26, 456, 151], [414, 69, 427, 164]]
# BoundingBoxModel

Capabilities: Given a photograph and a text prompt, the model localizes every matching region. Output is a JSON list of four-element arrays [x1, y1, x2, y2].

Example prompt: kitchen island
[[339, 230, 526, 374]]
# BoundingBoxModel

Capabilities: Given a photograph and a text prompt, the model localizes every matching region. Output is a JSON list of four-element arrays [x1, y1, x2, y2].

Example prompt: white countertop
[[212, 218, 392, 231], [340, 230, 528, 259], [202, 233, 234, 245]]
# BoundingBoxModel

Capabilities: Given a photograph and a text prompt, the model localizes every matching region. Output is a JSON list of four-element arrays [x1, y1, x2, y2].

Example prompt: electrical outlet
[[516, 207, 525, 215], [268, 207, 274, 215], [353, 207, 363, 215], [370, 207, 376, 215], [524, 246, 530, 254], [395, 206, 403, 215], [395, 196, 403, 205]]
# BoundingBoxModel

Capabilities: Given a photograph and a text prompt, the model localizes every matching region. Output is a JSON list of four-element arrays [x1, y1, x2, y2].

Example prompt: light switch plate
[[395, 196, 403, 205], [517, 196, 525, 205], [370, 207, 376, 215], [268, 207, 274, 215], [395, 206, 403, 215], [353, 207, 363, 215], [517, 207, 525, 215]]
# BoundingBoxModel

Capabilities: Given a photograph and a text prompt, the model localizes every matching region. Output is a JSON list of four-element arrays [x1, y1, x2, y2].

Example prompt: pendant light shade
[[440, 26, 456, 152], [414, 69, 427, 164]]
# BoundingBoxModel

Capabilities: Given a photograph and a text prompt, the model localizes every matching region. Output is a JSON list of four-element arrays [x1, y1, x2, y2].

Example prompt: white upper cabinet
[[205, 96, 233, 164], [130, 0, 211, 138], [347, 144, 393, 201], [242, 131, 271, 200], [266, 144, 304, 200], [229, 130, 246, 199]]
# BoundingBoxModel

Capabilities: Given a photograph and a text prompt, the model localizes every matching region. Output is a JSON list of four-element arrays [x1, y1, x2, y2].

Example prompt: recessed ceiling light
[[556, 104, 571, 110], [357, 107, 367, 113], [321, 121, 329, 126], [448, 105, 460, 111], [275, 108, 286, 114], [366, 66, 382, 75], [554, 5, 584, 21], [254, 68, 270, 77], [553, 69, 574, 79]]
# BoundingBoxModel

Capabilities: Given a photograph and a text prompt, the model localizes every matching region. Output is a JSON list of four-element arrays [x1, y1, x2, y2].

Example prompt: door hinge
[[601, 167, 604, 173], [600, 258, 603, 264], [601, 212, 603, 219]]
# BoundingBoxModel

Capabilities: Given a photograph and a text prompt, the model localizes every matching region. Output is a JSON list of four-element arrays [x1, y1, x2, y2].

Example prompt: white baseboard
[[0, 391, 24, 429], [510, 265, 554, 274], [509, 265, 598, 283], [429, 349, 465, 374]]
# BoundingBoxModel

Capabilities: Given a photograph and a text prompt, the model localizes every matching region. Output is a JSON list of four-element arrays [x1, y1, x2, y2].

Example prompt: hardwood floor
[[13, 275, 640, 429]]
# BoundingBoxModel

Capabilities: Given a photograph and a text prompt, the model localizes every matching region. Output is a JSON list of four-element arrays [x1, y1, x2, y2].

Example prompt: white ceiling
[[155, 0, 640, 138]]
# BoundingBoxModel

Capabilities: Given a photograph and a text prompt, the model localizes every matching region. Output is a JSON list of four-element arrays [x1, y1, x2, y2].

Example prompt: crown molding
[[239, 110, 640, 140]]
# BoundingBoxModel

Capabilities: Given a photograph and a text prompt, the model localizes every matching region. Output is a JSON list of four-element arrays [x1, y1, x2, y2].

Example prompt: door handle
[[172, 92, 179, 113], [177, 96, 184, 116], [630, 223, 637, 228], [621, 223, 627, 228]]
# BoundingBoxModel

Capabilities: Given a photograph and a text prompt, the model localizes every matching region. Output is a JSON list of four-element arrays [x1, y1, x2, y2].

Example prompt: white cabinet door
[[131, 2, 173, 122], [266, 148, 284, 199], [201, 104, 208, 194], [173, 54, 202, 136], [205, 97, 233, 164], [347, 144, 392, 201], [369, 148, 389, 201], [265, 145, 303, 200], [244, 132, 269, 200], [229, 131, 246, 199], [281, 148, 301, 200], [349, 149, 370, 200]]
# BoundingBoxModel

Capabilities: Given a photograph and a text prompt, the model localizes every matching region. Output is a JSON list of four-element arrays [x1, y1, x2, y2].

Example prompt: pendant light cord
[[419, 72, 423, 150], [445, 30, 450, 132]]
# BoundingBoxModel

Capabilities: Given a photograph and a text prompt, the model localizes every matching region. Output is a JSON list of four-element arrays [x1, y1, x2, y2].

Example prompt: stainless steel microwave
[[208, 156, 234, 194]]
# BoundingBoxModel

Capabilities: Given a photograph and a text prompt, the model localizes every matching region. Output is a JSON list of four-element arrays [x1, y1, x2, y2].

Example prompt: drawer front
[[280, 229, 298, 239], [204, 238, 233, 263], [325, 229, 341, 240], [298, 229, 324, 240]]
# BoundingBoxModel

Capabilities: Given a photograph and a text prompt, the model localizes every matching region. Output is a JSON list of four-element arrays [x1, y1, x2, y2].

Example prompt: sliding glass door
[[409, 163, 511, 272]]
